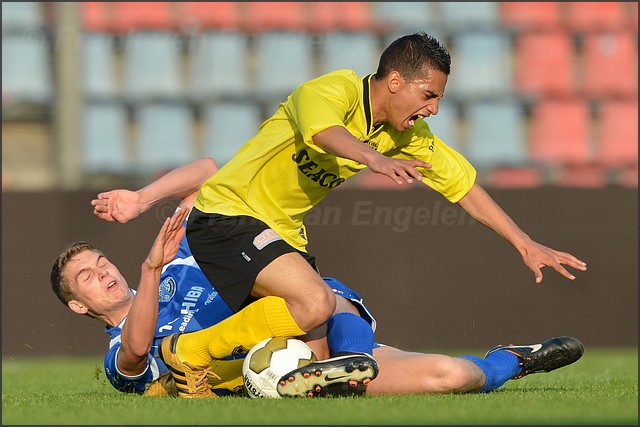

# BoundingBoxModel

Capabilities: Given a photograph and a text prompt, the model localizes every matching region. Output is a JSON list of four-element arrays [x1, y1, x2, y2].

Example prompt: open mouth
[[408, 114, 425, 127], [107, 281, 116, 290]]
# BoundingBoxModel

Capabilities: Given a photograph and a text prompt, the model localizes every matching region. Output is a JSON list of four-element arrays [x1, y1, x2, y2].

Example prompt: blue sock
[[327, 312, 374, 356], [460, 351, 521, 393]]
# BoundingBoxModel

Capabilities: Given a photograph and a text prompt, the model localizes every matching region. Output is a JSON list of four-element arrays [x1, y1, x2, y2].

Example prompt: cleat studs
[[314, 370, 322, 377], [348, 380, 358, 388], [307, 391, 313, 397], [363, 378, 371, 385], [303, 372, 311, 378], [279, 380, 287, 386], [315, 385, 322, 392], [288, 376, 295, 382]]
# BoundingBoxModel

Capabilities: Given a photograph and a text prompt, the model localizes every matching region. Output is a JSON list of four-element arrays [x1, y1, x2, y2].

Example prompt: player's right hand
[[91, 189, 144, 223], [368, 156, 431, 185]]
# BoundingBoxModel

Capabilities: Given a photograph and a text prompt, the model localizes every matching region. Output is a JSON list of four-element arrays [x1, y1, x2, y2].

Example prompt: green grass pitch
[[2, 347, 637, 425]]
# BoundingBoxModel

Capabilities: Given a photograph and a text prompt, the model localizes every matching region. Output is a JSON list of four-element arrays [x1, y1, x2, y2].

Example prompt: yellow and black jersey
[[195, 70, 476, 252]]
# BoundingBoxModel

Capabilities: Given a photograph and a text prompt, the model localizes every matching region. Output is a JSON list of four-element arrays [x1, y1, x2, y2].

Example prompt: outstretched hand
[[91, 190, 145, 223], [145, 205, 190, 270], [521, 241, 587, 284], [368, 156, 431, 185]]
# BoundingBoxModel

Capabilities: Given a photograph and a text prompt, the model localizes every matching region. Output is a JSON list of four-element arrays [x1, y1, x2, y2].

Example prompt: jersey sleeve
[[393, 121, 477, 203], [103, 342, 157, 394], [287, 71, 360, 150]]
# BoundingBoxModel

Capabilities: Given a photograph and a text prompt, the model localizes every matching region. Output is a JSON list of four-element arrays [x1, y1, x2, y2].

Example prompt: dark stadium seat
[[82, 102, 130, 174], [514, 29, 576, 97], [254, 31, 314, 102], [424, 101, 463, 153], [499, 2, 562, 30], [440, 2, 500, 30], [188, 31, 250, 101], [446, 31, 513, 99], [178, 2, 241, 31], [2, 1, 44, 31], [134, 102, 195, 175], [565, 2, 627, 32], [464, 100, 528, 170], [82, 33, 118, 99], [318, 32, 380, 77], [372, 2, 436, 33], [123, 32, 183, 101], [581, 31, 638, 98], [202, 101, 263, 166], [528, 98, 592, 166], [1, 34, 53, 104], [484, 167, 545, 189]]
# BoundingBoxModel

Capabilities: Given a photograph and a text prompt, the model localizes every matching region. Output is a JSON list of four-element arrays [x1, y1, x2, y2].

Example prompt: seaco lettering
[[292, 149, 345, 189]]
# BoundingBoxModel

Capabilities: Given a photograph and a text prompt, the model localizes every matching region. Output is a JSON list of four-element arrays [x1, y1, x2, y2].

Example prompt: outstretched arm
[[91, 158, 218, 223], [457, 183, 587, 283], [117, 205, 190, 376]]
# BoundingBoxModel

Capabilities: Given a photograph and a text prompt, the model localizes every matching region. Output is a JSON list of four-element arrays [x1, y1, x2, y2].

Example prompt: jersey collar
[[362, 74, 383, 136]]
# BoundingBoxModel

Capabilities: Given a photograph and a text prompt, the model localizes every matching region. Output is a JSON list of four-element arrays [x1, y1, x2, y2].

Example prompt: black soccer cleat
[[485, 336, 585, 379], [276, 352, 379, 397]]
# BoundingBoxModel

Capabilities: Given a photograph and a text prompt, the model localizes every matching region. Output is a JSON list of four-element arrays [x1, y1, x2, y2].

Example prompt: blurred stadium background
[[2, 1, 637, 191], [2, 2, 637, 357]]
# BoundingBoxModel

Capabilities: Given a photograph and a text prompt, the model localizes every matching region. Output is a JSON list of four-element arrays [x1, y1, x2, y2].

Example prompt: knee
[[290, 285, 336, 332]]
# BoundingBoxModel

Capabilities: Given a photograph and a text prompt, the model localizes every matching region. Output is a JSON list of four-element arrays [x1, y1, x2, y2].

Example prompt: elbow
[[203, 157, 219, 174]]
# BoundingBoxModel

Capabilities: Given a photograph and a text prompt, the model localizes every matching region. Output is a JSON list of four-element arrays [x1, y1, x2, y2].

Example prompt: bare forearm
[[457, 184, 532, 253], [313, 126, 381, 165], [118, 264, 162, 375], [137, 158, 218, 211]]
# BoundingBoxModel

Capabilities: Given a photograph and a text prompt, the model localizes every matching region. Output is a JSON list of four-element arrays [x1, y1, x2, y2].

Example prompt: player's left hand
[[520, 241, 587, 284], [145, 205, 190, 270]]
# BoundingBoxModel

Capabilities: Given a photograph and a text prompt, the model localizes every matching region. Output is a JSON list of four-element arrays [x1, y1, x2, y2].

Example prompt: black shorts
[[186, 208, 318, 312]]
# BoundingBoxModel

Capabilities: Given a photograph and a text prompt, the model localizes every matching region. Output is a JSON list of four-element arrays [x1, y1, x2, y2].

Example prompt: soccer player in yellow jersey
[[98, 32, 588, 397]]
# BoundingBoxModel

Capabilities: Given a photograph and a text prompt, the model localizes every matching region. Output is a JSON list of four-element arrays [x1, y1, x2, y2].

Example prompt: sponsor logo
[[292, 149, 346, 189], [528, 344, 543, 353], [253, 229, 283, 250]]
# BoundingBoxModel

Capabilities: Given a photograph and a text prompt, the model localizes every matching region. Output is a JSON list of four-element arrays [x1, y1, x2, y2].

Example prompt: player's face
[[64, 249, 132, 313], [390, 68, 447, 132]]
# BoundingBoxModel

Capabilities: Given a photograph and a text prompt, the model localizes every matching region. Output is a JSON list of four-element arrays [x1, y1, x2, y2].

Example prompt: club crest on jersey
[[158, 277, 177, 302]]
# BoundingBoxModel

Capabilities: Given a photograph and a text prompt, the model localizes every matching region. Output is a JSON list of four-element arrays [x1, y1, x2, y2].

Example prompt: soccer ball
[[242, 337, 317, 398]]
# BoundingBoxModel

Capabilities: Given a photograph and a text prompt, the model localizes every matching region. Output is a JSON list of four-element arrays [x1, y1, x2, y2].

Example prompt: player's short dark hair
[[51, 241, 101, 306], [375, 32, 451, 81]]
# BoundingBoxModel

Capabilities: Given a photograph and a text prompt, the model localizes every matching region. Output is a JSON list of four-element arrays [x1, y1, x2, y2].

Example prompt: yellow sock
[[176, 296, 305, 367]]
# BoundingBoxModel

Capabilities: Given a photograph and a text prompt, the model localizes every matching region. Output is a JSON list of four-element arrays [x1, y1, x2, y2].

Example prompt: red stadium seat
[[581, 31, 638, 98], [554, 163, 608, 188], [597, 99, 638, 168], [529, 98, 592, 165], [111, 2, 176, 33], [178, 2, 241, 31], [242, 2, 307, 32], [499, 2, 562, 30], [565, 2, 627, 32], [82, 2, 111, 32], [514, 30, 576, 97], [485, 167, 545, 189], [307, 2, 376, 32]]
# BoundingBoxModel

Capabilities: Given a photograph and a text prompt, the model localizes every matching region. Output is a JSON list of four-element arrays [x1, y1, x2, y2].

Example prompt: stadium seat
[[202, 101, 263, 166], [597, 99, 638, 168], [499, 2, 562, 30], [372, 2, 436, 33], [565, 2, 627, 32], [307, 2, 376, 33], [1, 1, 43, 31], [188, 31, 250, 101], [485, 167, 545, 189], [318, 32, 380, 77], [554, 163, 609, 188], [581, 31, 638, 98], [110, 2, 176, 34], [464, 100, 528, 170], [514, 30, 576, 97], [254, 31, 314, 102], [82, 102, 130, 174], [123, 32, 183, 101], [82, 33, 118, 99], [440, 2, 500, 30], [446, 31, 513, 99], [242, 2, 307, 32], [423, 101, 463, 153], [178, 2, 241, 31], [134, 103, 195, 175], [528, 98, 592, 166], [1, 34, 53, 104]]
